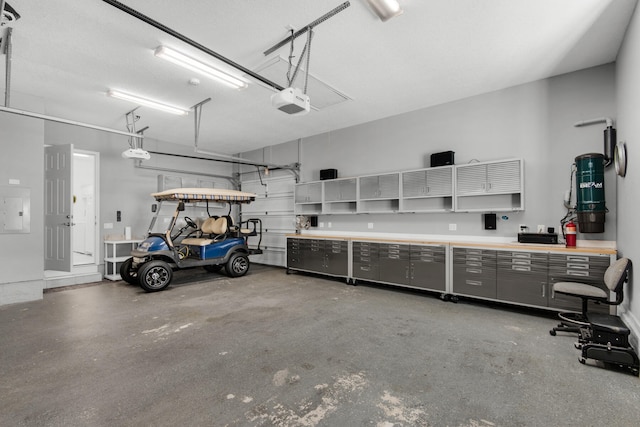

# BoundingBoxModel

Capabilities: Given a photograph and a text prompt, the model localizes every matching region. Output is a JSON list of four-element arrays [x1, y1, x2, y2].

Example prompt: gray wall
[[255, 64, 617, 241], [0, 93, 45, 304], [616, 2, 640, 337]]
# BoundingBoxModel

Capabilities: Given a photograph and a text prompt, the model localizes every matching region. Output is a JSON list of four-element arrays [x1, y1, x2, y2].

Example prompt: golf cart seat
[[181, 217, 228, 246]]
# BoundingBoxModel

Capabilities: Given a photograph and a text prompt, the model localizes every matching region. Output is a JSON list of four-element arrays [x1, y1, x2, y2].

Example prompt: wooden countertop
[[286, 234, 616, 255]]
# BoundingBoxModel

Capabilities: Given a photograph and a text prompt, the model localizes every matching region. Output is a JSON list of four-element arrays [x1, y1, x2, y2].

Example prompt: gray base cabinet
[[548, 253, 610, 313], [286, 238, 348, 278], [352, 241, 380, 281], [288, 236, 614, 314], [497, 251, 548, 306], [359, 242, 447, 292], [452, 248, 497, 298]]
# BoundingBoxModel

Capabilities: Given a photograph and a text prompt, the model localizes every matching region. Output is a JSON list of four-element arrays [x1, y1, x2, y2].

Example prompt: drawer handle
[[567, 263, 588, 269], [360, 266, 370, 272], [512, 252, 532, 258], [388, 255, 400, 259], [512, 266, 531, 272], [512, 259, 531, 265], [466, 268, 482, 274], [567, 270, 589, 277], [466, 280, 483, 286], [567, 256, 589, 262]]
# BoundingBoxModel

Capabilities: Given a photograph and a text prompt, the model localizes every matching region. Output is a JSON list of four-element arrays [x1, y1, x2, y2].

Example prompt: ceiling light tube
[[154, 46, 248, 89], [366, 0, 403, 22], [107, 89, 189, 116]]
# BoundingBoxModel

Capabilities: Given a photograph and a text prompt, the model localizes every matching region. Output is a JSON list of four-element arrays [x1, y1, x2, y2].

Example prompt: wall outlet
[[104, 223, 113, 229], [368, 223, 374, 229], [449, 223, 457, 231], [328, 222, 332, 228], [319, 222, 324, 228]]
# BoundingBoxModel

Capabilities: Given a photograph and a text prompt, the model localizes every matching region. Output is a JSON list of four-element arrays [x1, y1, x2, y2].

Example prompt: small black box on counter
[[517, 233, 559, 244], [430, 151, 455, 167], [320, 169, 338, 180]]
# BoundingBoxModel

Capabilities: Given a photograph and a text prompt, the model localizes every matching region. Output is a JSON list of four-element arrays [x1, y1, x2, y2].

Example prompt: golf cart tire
[[138, 260, 173, 292], [226, 253, 250, 277], [203, 264, 223, 273], [120, 257, 138, 285]]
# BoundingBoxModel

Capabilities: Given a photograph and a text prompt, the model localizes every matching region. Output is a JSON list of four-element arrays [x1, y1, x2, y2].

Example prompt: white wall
[[43, 123, 236, 261], [0, 93, 45, 304], [257, 64, 617, 241], [616, 1, 640, 339]]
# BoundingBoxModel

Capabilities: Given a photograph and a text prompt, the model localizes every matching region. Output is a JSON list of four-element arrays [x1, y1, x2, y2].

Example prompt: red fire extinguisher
[[566, 220, 577, 248]]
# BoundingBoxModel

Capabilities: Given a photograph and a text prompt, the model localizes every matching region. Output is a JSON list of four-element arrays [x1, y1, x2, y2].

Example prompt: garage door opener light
[[154, 46, 248, 90]]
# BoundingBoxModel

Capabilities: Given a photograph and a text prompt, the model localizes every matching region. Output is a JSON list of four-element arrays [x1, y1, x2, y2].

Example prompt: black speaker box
[[484, 213, 497, 230], [320, 169, 338, 180], [430, 151, 455, 167]]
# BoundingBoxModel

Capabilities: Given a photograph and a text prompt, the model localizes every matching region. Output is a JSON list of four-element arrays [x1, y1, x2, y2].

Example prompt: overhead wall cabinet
[[323, 178, 357, 214], [400, 166, 453, 212], [357, 172, 400, 213], [293, 159, 522, 215], [454, 159, 523, 212], [294, 182, 323, 215]]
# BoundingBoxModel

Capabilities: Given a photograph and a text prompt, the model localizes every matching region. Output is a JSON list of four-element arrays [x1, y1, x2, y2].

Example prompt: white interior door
[[45, 144, 73, 272]]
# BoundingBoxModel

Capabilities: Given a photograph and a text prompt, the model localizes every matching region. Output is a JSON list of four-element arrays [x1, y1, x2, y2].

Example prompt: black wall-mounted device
[[320, 169, 338, 180], [430, 151, 455, 167], [309, 216, 318, 227], [484, 213, 497, 230]]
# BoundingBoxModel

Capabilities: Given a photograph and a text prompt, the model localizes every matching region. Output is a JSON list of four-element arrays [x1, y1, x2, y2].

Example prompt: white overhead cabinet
[[323, 178, 357, 214], [293, 158, 523, 215], [294, 181, 323, 215], [454, 159, 523, 212], [357, 173, 400, 213], [400, 166, 453, 212]]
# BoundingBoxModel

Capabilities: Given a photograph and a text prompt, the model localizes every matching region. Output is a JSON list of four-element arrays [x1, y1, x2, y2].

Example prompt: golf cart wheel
[[226, 253, 250, 277], [119, 257, 138, 285], [203, 264, 223, 273], [138, 260, 173, 292]]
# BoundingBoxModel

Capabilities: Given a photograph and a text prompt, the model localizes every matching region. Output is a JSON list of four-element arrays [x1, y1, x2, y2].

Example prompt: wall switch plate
[[449, 224, 457, 231], [319, 222, 324, 228], [328, 222, 332, 228], [368, 223, 374, 229]]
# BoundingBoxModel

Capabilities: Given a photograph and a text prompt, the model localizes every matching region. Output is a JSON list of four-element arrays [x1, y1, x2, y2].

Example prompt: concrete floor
[[1, 265, 639, 427]]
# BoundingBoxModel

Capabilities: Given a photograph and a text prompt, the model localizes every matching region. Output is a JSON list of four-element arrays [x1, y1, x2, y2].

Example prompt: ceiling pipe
[[0, 105, 145, 138], [574, 117, 615, 167], [101, 0, 285, 92]]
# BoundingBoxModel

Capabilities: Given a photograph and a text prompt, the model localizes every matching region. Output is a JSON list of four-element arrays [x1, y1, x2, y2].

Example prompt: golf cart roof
[[151, 188, 257, 203]]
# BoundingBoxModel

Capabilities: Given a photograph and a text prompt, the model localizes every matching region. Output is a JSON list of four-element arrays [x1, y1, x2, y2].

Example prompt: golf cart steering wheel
[[184, 216, 198, 229]]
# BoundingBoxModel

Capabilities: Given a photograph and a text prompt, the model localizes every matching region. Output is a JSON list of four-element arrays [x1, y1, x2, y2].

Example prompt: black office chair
[[549, 257, 631, 336]]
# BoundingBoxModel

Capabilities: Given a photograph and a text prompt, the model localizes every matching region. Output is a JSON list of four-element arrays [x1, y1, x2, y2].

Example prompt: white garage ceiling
[[0, 0, 636, 155]]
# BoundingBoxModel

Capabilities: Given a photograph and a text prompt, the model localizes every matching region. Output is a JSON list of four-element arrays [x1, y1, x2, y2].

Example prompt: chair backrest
[[200, 217, 218, 234], [208, 217, 228, 235], [604, 258, 632, 301]]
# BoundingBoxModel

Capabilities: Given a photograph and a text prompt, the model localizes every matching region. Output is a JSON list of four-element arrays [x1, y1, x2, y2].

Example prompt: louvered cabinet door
[[486, 160, 522, 194]]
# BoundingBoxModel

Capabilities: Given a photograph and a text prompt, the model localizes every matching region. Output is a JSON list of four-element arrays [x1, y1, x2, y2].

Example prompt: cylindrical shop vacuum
[[575, 153, 606, 233]]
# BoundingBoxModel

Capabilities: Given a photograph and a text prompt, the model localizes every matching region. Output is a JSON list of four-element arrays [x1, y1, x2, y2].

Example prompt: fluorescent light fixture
[[107, 89, 189, 116], [366, 0, 403, 22], [154, 46, 249, 89]]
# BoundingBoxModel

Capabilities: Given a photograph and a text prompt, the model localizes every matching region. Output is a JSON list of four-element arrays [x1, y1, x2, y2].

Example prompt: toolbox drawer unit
[[352, 241, 380, 281], [548, 253, 610, 313], [497, 251, 549, 307], [452, 248, 497, 299]]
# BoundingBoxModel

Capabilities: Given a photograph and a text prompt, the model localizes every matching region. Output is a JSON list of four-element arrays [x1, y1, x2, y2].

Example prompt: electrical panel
[[0, 186, 30, 234]]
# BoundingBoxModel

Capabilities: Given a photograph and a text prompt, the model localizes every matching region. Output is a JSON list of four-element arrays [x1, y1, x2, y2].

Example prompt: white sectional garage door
[[241, 175, 295, 267]]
